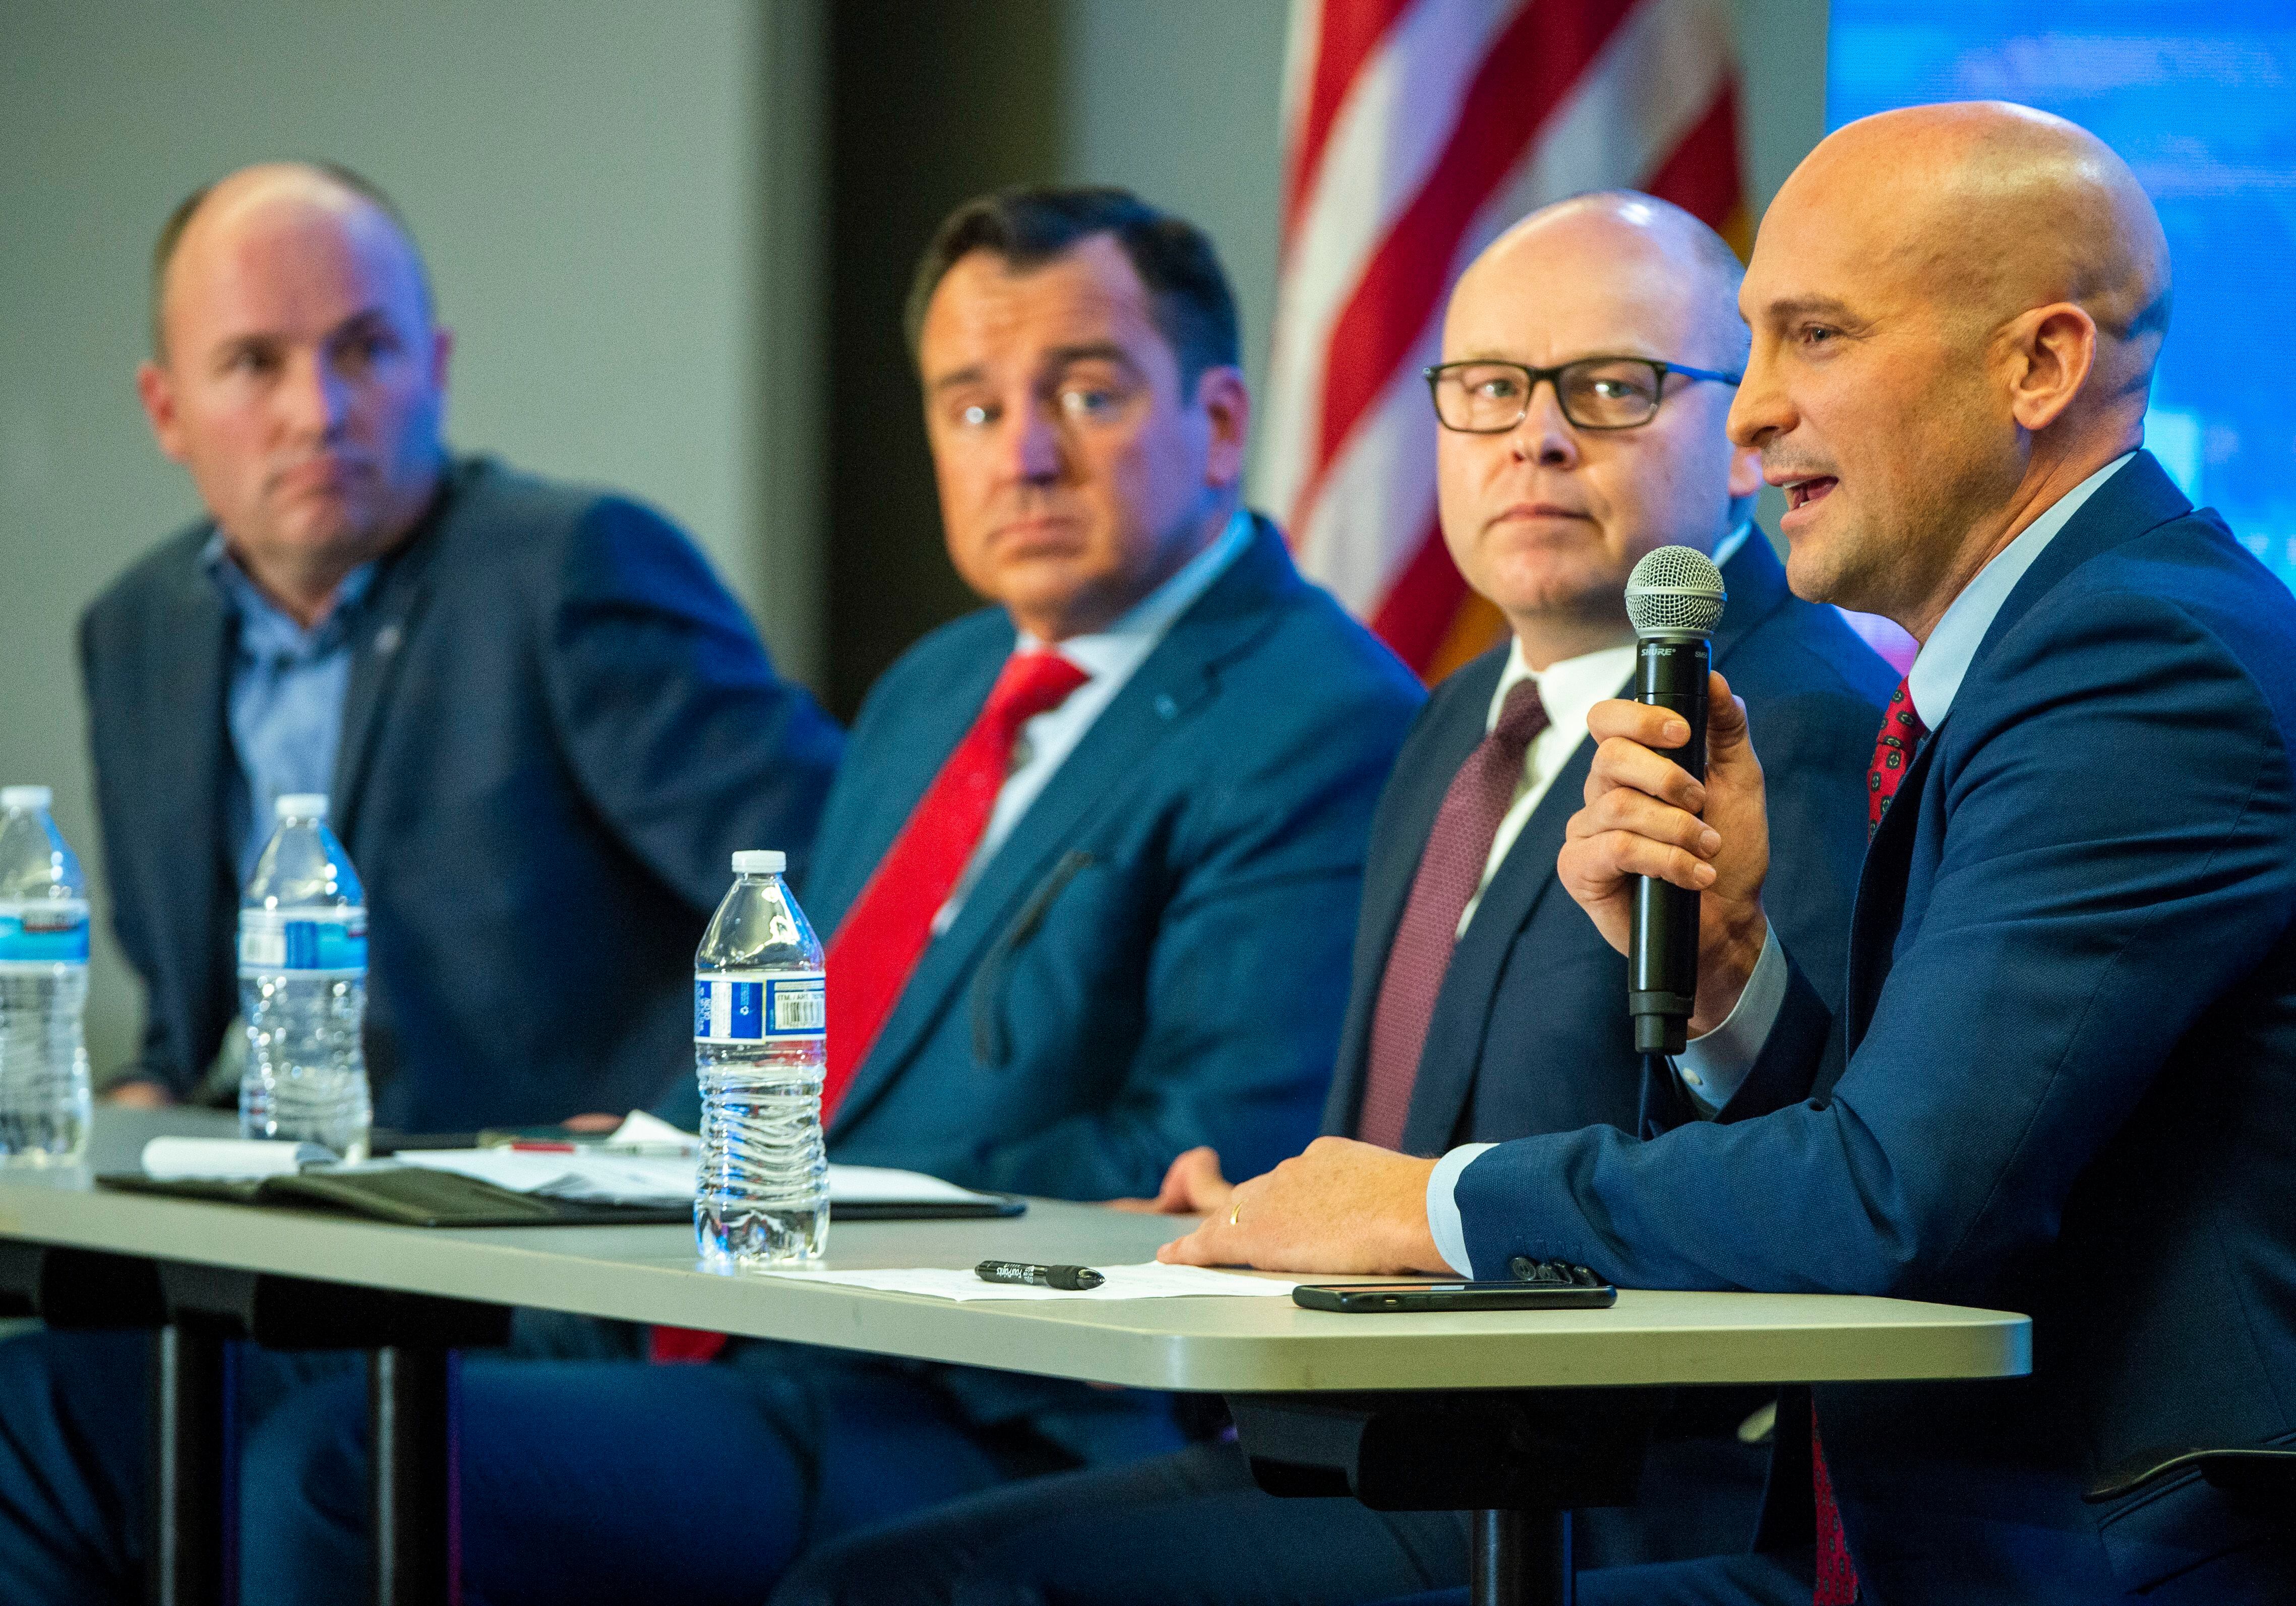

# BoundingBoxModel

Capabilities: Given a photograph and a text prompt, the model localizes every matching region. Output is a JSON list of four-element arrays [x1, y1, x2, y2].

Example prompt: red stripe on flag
[[1641, 80, 1743, 232], [1302, 0, 1639, 532], [1367, 519, 1471, 671], [1283, 0, 1420, 252]]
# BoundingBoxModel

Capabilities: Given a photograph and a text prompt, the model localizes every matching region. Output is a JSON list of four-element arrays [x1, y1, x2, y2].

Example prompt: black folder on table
[[96, 1166, 1023, 1229]]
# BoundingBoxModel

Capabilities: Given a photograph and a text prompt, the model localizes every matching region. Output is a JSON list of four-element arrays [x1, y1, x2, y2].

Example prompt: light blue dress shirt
[[1426, 458, 2136, 1275], [202, 535, 377, 884]]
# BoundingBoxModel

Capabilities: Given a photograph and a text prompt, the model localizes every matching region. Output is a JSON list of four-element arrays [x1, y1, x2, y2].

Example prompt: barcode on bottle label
[[0, 900, 89, 967], [694, 970, 825, 1042], [238, 908, 368, 977]]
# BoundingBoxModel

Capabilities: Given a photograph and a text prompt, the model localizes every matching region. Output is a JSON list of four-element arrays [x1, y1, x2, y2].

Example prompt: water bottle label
[[0, 900, 89, 968], [695, 970, 825, 1042], [239, 907, 368, 977]]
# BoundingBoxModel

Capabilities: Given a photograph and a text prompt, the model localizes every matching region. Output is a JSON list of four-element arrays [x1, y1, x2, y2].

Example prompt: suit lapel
[[330, 477, 460, 846], [152, 557, 238, 998], [827, 522, 1299, 1137]]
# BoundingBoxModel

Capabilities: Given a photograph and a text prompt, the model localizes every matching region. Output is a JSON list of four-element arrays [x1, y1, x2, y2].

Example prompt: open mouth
[[1784, 477, 1838, 511]]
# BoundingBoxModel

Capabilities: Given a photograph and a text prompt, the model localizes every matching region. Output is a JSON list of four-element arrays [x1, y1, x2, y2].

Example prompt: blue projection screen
[[1829, 3, 2296, 587]]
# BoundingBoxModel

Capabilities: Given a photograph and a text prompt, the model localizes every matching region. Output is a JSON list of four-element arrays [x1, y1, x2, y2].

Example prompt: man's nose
[[280, 350, 352, 441], [1726, 348, 1789, 450], [1512, 380, 1580, 468], [1006, 402, 1063, 483]]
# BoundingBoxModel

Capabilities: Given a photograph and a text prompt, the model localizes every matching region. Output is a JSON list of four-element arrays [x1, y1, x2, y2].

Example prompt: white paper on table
[[746, 1262, 1300, 1301], [141, 1137, 333, 1181], [393, 1149, 1003, 1210]]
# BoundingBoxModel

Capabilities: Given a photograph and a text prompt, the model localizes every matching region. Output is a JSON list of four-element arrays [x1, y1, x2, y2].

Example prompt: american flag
[[1258, 0, 1749, 678]]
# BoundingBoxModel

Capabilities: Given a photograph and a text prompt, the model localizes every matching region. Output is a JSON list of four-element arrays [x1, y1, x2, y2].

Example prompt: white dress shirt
[[931, 507, 1254, 935]]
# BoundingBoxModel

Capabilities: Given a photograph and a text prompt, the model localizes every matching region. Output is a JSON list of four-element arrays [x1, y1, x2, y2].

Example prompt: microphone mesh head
[[1625, 545, 1727, 638]]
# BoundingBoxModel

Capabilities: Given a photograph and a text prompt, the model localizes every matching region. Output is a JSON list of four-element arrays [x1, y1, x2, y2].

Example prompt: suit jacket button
[[1154, 693, 1178, 720]]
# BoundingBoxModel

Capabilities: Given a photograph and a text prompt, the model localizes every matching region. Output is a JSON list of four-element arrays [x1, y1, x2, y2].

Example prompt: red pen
[[508, 1140, 577, 1153]]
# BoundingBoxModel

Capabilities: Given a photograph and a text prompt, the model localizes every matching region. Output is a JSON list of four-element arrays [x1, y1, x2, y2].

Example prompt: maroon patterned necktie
[[1813, 681, 1931, 1599], [1867, 676, 1926, 836], [1357, 680, 1549, 1151]]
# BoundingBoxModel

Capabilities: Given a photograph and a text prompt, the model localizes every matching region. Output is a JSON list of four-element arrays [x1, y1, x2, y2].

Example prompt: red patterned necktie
[[650, 650, 1089, 1370], [1867, 676, 1926, 836], [1813, 681, 1928, 1589], [1814, 1413, 1858, 1603], [822, 648, 1091, 1119], [1356, 681, 1549, 1151]]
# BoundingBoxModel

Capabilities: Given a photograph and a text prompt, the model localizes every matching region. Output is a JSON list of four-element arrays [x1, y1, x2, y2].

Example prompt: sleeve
[[964, 656, 1423, 1200], [538, 499, 845, 912], [1451, 591, 2296, 1299]]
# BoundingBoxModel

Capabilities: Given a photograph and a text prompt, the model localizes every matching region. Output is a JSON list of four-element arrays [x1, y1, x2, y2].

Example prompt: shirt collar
[[201, 532, 378, 656], [1016, 505, 1254, 676], [1482, 521, 1753, 734], [1904, 453, 2135, 727]]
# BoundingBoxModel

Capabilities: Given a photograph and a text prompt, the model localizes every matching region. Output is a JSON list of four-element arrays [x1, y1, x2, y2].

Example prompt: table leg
[[1471, 1508, 1571, 1606], [148, 1320, 230, 1606], [369, 1347, 459, 1606]]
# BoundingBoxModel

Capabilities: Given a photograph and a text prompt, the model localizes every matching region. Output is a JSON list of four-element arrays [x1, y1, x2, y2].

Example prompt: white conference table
[[0, 1113, 2032, 1606]]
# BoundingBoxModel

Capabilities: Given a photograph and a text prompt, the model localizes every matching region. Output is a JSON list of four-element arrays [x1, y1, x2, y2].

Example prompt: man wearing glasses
[[773, 191, 1891, 1606]]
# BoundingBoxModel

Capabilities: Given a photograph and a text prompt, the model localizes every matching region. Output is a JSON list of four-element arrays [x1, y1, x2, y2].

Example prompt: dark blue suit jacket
[[80, 456, 844, 1130], [1322, 533, 1892, 1153], [800, 517, 1424, 1199], [1452, 455, 2296, 1601]]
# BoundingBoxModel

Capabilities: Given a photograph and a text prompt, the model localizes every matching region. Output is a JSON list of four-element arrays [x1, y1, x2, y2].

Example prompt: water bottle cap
[[0, 786, 52, 813], [276, 793, 329, 821], [731, 850, 785, 876]]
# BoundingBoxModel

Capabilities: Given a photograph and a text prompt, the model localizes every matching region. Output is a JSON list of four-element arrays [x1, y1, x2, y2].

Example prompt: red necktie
[[821, 649, 1091, 1119], [1356, 681, 1548, 1151], [1867, 677, 1926, 836], [1811, 685, 1929, 1590], [649, 650, 1088, 1370]]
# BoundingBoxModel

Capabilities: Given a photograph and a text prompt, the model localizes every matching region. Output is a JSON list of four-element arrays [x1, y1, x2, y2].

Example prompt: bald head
[[1456, 191, 1748, 373], [1730, 102, 2169, 636], [1434, 190, 1764, 663], [152, 163, 432, 362]]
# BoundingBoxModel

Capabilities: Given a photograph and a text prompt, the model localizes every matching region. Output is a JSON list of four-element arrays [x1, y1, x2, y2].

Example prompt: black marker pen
[[975, 1259, 1105, 1291]]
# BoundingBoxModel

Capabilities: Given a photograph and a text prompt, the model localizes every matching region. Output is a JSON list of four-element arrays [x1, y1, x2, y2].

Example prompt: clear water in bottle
[[694, 849, 828, 1266], [0, 786, 91, 1164], [238, 794, 372, 1160]]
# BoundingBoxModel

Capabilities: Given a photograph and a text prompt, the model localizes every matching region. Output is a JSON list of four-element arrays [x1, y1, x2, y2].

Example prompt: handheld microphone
[[1623, 545, 1726, 1055]]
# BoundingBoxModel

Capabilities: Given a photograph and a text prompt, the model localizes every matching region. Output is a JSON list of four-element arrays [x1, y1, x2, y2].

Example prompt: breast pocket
[[969, 850, 1099, 1070]]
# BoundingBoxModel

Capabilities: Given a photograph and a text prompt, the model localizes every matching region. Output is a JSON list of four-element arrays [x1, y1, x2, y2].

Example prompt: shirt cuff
[[1425, 1143, 1497, 1277], [1672, 923, 1787, 1117]]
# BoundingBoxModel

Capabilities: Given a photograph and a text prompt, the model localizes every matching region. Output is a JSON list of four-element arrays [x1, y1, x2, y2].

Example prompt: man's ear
[[136, 360, 188, 464], [2003, 302, 2097, 435], [1196, 365, 1250, 490]]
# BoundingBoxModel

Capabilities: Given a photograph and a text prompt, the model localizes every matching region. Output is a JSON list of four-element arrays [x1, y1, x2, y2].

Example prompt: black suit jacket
[[79, 456, 844, 1130], [1322, 532, 1893, 1153]]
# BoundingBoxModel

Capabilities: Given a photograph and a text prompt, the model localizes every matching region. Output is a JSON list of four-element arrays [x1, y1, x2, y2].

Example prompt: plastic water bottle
[[238, 794, 371, 1160], [0, 787, 91, 1164], [693, 849, 827, 1266]]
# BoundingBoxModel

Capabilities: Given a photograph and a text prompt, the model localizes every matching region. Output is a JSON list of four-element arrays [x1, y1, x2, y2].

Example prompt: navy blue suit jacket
[[80, 456, 844, 1130], [798, 518, 1423, 1199], [1451, 455, 2296, 1601], [1322, 533, 1892, 1153]]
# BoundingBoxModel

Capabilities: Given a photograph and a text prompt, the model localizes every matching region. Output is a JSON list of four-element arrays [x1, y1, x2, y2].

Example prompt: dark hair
[[904, 186, 1240, 384], [150, 162, 425, 359]]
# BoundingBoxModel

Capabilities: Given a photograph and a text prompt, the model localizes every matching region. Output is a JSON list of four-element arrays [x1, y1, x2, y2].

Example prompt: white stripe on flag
[[1291, 297, 1445, 611], [1256, 0, 1527, 535]]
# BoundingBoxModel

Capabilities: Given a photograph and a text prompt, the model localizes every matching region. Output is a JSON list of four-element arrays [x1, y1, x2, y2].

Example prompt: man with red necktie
[[219, 186, 1424, 1606], [1160, 104, 2296, 1606]]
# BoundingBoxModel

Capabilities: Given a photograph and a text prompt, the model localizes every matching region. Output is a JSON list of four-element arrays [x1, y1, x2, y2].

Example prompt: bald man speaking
[[1168, 105, 2296, 1604]]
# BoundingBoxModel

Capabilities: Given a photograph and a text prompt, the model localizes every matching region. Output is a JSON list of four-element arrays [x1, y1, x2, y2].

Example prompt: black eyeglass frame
[[1421, 356, 1745, 433]]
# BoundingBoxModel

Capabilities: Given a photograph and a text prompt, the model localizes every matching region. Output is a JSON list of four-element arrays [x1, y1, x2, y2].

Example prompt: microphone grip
[[1629, 638, 1710, 1055]]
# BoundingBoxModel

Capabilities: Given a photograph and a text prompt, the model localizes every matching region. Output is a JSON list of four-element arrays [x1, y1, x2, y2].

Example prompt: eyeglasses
[[1423, 356, 1743, 433]]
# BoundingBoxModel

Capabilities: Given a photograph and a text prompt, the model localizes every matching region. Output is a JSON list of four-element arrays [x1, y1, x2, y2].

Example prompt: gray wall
[[0, 0, 822, 1080]]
